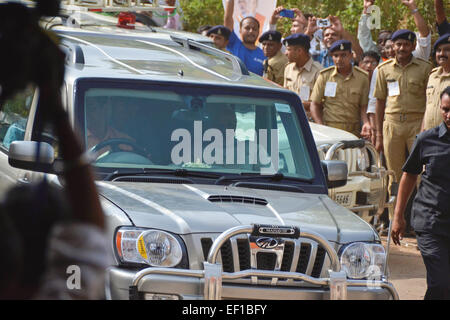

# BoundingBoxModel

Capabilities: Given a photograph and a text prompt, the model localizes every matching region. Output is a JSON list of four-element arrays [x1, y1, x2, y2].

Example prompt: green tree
[[180, 0, 444, 41], [180, 0, 224, 32]]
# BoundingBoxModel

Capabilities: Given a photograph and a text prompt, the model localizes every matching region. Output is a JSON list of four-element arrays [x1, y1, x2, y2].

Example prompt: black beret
[[329, 39, 352, 53], [282, 33, 310, 49], [206, 25, 231, 40], [259, 30, 282, 43], [391, 29, 416, 42], [433, 33, 450, 52]]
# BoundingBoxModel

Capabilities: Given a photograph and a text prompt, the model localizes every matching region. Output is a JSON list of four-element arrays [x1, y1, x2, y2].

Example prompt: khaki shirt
[[263, 50, 288, 86], [373, 56, 432, 114], [310, 66, 370, 123], [284, 58, 323, 102], [423, 67, 450, 130]]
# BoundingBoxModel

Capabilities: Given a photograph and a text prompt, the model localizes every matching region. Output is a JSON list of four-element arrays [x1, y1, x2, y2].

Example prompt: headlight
[[339, 242, 386, 279], [356, 149, 370, 171], [115, 228, 185, 267]]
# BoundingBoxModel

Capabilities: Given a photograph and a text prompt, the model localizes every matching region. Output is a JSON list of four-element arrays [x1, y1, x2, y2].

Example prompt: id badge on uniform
[[299, 85, 310, 101], [388, 81, 400, 97], [324, 82, 337, 97]]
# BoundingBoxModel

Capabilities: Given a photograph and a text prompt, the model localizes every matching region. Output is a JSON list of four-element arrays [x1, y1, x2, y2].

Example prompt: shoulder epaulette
[[377, 59, 394, 68], [285, 61, 296, 68], [415, 57, 432, 65], [319, 66, 335, 74], [354, 66, 369, 76], [429, 67, 440, 74]]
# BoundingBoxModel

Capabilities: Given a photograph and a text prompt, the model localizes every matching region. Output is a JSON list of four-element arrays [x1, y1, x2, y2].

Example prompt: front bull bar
[[324, 139, 397, 217], [129, 224, 399, 300]]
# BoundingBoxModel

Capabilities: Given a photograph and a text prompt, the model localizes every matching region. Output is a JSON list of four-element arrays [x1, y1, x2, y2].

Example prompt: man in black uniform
[[392, 86, 450, 300]]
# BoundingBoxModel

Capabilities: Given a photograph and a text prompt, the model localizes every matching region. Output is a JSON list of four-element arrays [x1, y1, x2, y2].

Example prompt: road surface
[[383, 236, 427, 300]]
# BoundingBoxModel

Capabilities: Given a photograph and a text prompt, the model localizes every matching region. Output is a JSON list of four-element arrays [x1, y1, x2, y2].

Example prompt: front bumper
[[106, 225, 398, 300], [107, 267, 395, 300]]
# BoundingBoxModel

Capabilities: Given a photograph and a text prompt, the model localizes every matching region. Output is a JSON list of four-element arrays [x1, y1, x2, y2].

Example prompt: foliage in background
[[180, 0, 446, 42], [180, 0, 225, 32]]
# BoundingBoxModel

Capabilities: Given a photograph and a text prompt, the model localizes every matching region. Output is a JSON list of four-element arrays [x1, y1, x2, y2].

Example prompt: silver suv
[[0, 4, 398, 300]]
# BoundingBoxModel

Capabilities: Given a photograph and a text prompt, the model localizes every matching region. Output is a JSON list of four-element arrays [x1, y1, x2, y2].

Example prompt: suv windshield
[[76, 80, 315, 181]]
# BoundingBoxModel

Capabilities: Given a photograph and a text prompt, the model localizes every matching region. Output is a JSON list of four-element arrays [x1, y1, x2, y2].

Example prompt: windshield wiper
[[214, 172, 313, 185], [103, 168, 222, 181]]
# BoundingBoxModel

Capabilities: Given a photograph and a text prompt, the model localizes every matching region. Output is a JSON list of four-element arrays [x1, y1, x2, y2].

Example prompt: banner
[[222, 0, 277, 38]]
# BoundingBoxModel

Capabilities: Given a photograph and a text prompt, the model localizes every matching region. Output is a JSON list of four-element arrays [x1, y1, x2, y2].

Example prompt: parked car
[[0, 2, 398, 300], [310, 123, 396, 232]]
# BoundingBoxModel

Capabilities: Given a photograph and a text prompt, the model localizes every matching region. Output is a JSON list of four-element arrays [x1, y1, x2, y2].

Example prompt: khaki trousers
[[324, 121, 361, 138], [383, 113, 423, 193]]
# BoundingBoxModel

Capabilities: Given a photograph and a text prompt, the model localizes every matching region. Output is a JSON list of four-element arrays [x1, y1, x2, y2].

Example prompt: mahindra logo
[[255, 237, 279, 249]]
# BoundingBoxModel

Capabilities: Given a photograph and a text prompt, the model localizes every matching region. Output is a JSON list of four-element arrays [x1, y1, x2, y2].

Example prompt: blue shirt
[[312, 49, 357, 69], [437, 19, 450, 36], [227, 32, 265, 76], [312, 49, 334, 68]]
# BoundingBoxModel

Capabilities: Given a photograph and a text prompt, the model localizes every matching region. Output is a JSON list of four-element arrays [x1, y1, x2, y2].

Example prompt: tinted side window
[[0, 86, 34, 151]]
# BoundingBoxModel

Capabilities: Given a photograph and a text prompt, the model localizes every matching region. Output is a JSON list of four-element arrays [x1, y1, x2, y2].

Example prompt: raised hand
[[270, 6, 285, 25], [401, 0, 418, 10]]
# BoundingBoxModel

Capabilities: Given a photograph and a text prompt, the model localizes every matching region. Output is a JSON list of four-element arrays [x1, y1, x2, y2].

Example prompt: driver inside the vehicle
[[85, 96, 135, 157]]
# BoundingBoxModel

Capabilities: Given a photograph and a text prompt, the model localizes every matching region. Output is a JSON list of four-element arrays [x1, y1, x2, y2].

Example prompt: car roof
[[53, 20, 287, 92]]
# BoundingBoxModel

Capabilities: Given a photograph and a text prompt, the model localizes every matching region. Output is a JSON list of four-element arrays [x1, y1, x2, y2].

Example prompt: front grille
[[237, 239, 251, 270], [296, 243, 311, 274], [311, 246, 326, 278], [281, 241, 295, 272], [335, 191, 353, 207], [200, 237, 327, 280], [356, 191, 368, 205], [201, 238, 213, 261], [220, 240, 234, 273], [257, 252, 277, 270]]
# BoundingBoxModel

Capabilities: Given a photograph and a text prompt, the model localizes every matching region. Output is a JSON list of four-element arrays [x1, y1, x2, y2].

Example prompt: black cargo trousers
[[416, 232, 450, 300]]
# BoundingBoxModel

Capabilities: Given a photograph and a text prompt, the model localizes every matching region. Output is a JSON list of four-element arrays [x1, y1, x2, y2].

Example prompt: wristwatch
[[410, 8, 419, 14]]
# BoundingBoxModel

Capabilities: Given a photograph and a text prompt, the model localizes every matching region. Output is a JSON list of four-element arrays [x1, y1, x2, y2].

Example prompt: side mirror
[[8, 141, 55, 173], [321, 160, 348, 188]]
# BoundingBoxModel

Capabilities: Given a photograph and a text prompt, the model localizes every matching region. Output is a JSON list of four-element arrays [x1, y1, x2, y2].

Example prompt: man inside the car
[[85, 96, 135, 157]]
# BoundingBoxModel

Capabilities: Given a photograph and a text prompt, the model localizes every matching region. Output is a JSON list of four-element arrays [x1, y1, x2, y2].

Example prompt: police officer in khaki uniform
[[259, 30, 288, 86], [421, 33, 450, 131], [283, 33, 323, 116], [373, 29, 432, 190], [310, 40, 371, 138]]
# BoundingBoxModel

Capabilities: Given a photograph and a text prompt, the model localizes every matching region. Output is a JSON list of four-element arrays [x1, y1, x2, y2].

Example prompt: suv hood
[[309, 122, 358, 146], [98, 182, 377, 244]]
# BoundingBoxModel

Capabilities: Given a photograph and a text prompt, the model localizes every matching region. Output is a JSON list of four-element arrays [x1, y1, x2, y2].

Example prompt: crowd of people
[[198, 0, 450, 300]]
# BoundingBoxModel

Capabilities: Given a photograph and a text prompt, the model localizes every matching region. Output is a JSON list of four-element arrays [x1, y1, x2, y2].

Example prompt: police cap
[[206, 25, 231, 40], [433, 33, 450, 52], [282, 33, 310, 50], [391, 29, 416, 43], [329, 39, 352, 53], [259, 30, 282, 43]]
